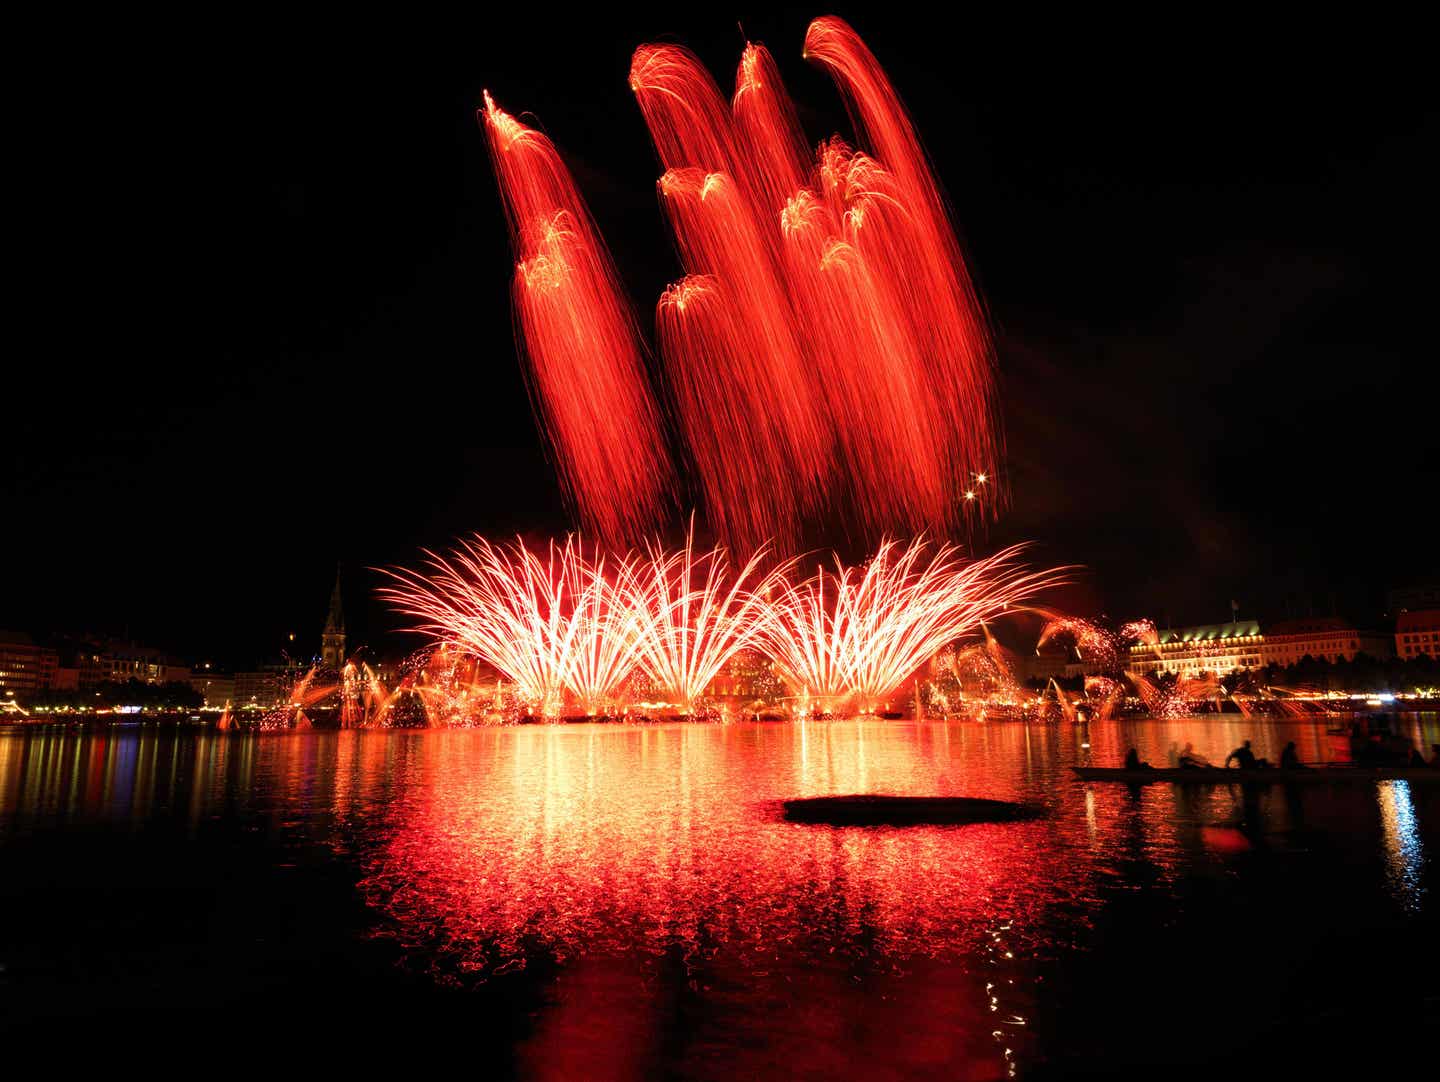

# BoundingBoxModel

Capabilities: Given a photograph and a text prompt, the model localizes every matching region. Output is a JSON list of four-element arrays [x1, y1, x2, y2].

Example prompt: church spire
[[322, 564, 346, 668]]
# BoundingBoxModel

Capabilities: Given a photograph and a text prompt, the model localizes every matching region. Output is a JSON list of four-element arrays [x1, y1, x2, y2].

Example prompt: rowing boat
[[1073, 766, 1440, 784]]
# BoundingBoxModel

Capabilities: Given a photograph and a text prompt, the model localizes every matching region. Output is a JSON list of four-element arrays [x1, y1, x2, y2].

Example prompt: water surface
[[2, 716, 1436, 1078]]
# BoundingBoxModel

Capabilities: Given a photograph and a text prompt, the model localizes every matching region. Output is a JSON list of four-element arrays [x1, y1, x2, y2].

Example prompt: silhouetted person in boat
[[1225, 740, 1271, 770], [1351, 724, 1384, 766], [1279, 741, 1306, 770], [1383, 731, 1414, 765], [1355, 727, 1407, 766], [1401, 739, 1440, 768], [1349, 720, 1369, 763], [1166, 742, 1181, 768], [1124, 747, 1153, 771], [1178, 743, 1211, 769]]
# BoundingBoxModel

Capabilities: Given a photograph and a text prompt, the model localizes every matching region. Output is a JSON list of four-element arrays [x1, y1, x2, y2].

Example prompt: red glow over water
[[2, 716, 1435, 1078]]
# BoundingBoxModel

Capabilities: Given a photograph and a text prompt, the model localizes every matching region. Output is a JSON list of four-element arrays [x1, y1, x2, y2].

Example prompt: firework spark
[[754, 540, 1066, 711], [480, 93, 674, 546], [1038, 615, 1157, 675], [380, 536, 643, 717], [402, 645, 511, 727], [619, 529, 792, 714], [630, 28, 1000, 549], [803, 16, 999, 491], [1082, 675, 1125, 721], [1129, 670, 1220, 719], [1118, 619, 1160, 649], [952, 625, 1023, 702], [639, 45, 829, 551], [481, 20, 1003, 553], [655, 272, 816, 553], [382, 533, 1064, 721]]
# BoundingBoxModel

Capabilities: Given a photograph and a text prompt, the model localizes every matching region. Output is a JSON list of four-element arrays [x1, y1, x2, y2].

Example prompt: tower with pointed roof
[[321, 566, 346, 669]]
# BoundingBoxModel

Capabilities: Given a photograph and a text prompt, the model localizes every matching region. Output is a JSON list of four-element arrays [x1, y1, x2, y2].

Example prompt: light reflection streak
[[1378, 780, 1425, 911]]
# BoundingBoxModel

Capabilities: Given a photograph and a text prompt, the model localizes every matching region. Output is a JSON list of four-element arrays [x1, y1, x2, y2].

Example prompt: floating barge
[[782, 794, 1041, 825]]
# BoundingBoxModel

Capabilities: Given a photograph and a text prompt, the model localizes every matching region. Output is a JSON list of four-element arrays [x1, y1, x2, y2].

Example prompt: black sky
[[9, 7, 1437, 664]]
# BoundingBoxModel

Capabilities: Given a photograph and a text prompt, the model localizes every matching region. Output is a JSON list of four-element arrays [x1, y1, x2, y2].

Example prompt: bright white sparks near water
[[756, 541, 1063, 710], [382, 533, 1066, 716]]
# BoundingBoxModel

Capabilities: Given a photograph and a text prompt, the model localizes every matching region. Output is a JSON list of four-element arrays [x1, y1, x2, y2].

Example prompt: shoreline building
[[233, 666, 299, 710], [232, 568, 349, 712], [1128, 618, 1393, 677], [1263, 618, 1392, 668], [188, 670, 236, 709], [1126, 621, 1263, 678], [1396, 610, 1439, 660], [0, 632, 59, 695], [3, 635, 198, 695], [87, 643, 192, 687], [1022, 646, 1072, 683]]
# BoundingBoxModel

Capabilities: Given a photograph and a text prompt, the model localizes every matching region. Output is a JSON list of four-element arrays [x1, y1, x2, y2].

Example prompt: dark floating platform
[[782, 794, 1040, 826]]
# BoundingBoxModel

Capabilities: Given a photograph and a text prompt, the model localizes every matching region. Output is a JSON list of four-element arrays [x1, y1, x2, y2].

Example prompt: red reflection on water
[[353, 722, 1080, 1078], [357, 725, 1088, 972], [3, 716, 1434, 1080]]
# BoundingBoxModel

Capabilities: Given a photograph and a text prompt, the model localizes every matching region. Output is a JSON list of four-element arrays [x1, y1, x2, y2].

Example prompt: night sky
[[10, 8, 1436, 665]]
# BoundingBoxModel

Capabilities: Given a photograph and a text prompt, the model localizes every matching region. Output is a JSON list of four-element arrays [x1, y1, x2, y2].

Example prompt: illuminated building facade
[[1022, 647, 1071, 682], [1129, 617, 1394, 676], [1263, 618, 1392, 666], [233, 668, 293, 709], [79, 644, 192, 687], [189, 672, 236, 708], [1127, 621, 1263, 677], [1396, 610, 1440, 659], [0, 632, 59, 694], [708, 649, 784, 702]]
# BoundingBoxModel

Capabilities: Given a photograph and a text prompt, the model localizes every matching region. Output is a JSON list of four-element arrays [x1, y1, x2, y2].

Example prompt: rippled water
[[2, 716, 1437, 1077]]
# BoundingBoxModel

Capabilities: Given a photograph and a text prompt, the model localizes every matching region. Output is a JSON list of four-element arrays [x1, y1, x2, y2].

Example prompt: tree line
[[21, 679, 204, 710], [1028, 652, 1438, 695]]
